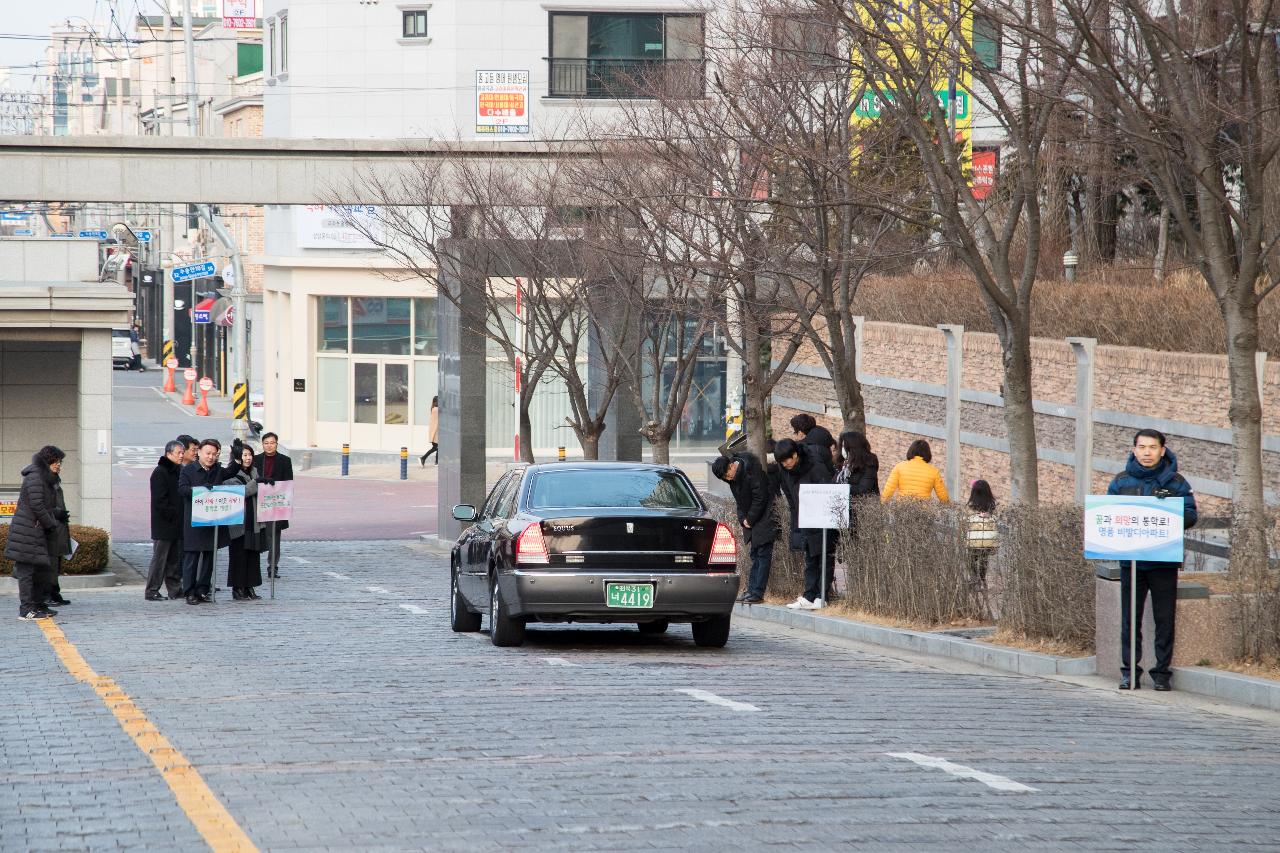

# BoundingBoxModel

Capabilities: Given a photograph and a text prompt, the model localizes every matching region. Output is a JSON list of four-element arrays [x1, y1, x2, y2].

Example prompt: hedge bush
[[0, 524, 110, 576]]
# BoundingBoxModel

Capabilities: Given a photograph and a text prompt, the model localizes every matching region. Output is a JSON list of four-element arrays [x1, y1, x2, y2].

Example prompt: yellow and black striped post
[[162, 339, 175, 364], [232, 382, 249, 422], [400, 446, 409, 480]]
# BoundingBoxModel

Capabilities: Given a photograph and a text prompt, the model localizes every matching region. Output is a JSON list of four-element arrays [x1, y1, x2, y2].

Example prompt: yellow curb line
[[37, 619, 258, 853]]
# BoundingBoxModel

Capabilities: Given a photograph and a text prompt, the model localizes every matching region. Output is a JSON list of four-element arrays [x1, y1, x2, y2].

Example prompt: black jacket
[[836, 456, 880, 498], [149, 456, 183, 541], [253, 451, 293, 531], [778, 443, 834, 551], [727, 452, 777, 546], [3, 455, 62, 567], [802, 425, 837, 476], [179, 460, 230, 552], [1106, 448, 1198, 570]]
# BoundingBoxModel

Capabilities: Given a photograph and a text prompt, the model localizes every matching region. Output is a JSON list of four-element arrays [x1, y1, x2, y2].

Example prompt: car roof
[[520, 461, 684, 474]]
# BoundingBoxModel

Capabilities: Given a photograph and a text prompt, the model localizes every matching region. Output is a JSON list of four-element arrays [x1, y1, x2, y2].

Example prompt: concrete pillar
[[587, 285, 642, 462], [937, 324, 964, 500], [77, 330, 113, 532], [1067, 337, 1097, 505], [437, 242, 490, 540]]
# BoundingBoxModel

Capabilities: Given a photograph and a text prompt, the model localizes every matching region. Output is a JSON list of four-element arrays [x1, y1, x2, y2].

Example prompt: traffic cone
[[163, 366, 176, 393], [182, 378, 196, 406], [195, 380, 211, 416]]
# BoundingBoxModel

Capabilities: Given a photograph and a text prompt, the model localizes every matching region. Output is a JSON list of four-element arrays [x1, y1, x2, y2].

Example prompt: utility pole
[[182, 0, 198, 135], [161, 3, 174, 353]]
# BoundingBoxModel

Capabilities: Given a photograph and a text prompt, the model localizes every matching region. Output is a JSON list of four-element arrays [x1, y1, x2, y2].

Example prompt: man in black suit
[[145, 440, 186, 601], [253, 432, 294, 579], [178, 438, 228, 604]]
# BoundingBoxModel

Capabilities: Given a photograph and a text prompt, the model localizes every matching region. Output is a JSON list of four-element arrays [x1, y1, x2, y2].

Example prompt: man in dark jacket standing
[[712, 452, 776, 604], [253, 432, 293, 579], [179, 439, 228, 604], [790, 413, 837, 476], [1107, 429, 1198, 691], [145, 440, 186, 601], [5, 446, 70, 619], [775, 438, 835, 610]]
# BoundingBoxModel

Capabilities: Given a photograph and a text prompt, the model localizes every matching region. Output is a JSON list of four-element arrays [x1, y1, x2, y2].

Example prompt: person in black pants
[[1107, 429, 1198, 691], [253, 432, 294, 579], [711, 452, 776, 604], [145, 440, 186, 601], [6, 446, 69, 619], [775, 438, 836, 610], [179, 439, 229, 604]]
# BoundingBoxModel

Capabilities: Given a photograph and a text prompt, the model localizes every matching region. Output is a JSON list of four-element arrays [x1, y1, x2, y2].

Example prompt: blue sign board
[[51, 232, 73, 238], [13, 229, 34, 236], [78, 229, 108, 239], [172, 260, 216, 282], [136, 229, 153, 243], [1084, 495, 1186, 563], [0, 212, 30, 221], [193, 309, 212, 324], [191, 484, 246, 527]]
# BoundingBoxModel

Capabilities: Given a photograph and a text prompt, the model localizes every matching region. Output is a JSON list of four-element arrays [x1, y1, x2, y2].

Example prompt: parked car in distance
[[111, 327, 143, 371], [450, 462, 740, 648]]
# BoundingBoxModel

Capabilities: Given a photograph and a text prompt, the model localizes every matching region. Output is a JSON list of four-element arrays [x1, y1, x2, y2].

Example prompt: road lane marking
[[151, 387, 198, 418], [323, 571, 350, 580], [399, 604, 429, 614], [287, 556, 312, 565], [675, 688, 759, 712], [886, 752, 1038, 792], [35, 619, 259, 852], [365, 586, 390, 594], [542, 657, 582, 667]]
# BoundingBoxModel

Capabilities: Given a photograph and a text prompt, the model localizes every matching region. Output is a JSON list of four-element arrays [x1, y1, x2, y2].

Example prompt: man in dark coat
[[1107, 428, 1198, 692], [179, 439, 229, 604], [253, 432, 293, 579], [790, 413, 837, 476], [712, 452, 777, 604], [5, 446, 70, 619], [145, 440, 186, 601], [775, 438, 835, 609]]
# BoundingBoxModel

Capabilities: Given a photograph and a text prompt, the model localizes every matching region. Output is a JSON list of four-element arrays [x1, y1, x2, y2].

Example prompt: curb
[[0, 572, 125, 593], [1168, 665, 1280, 713], [734, 602, 1095, 676], [418, 534, 452, 555]]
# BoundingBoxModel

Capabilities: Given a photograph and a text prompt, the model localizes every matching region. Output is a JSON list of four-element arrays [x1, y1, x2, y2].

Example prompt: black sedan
[[450, 462, 741, 648]]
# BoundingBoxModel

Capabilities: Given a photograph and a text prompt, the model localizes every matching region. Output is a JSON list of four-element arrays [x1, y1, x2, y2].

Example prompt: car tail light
[[515, 522, 549, 565], [709, 523, 737, 565]]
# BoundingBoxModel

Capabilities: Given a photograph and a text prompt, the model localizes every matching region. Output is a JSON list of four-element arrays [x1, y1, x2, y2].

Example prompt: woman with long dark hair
[[224, 443, 264, 600], [834, 431, 879, 498]]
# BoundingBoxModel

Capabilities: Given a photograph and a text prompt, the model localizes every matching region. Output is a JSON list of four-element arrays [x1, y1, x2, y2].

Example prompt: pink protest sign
[[257, 480, 295, 522]]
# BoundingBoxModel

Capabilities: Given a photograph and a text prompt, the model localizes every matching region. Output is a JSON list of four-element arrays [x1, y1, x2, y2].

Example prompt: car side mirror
[[452, 504, 477, 522]]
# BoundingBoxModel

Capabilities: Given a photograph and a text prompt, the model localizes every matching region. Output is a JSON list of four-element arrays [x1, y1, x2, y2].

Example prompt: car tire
[[636, 620, 669, 635], [450, 562, 481, 633], [489, 572, 525, 647], [691, 614, 731, 648]]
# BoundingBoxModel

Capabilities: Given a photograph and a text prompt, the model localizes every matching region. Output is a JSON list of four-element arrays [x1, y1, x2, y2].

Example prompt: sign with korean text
[[136, 229, 153, 243], [0, 491, 18, 522], [798, 484, 851, 530], [972, 148, 997, 200], [257, 480, 294, 523], [193, 309, 212, 324], [476, 70, 530, 135], [222, 0, 257, 29], [79, 229, 108, 239], [13, 228, 33, 236], [172, 260, 216, 282], [191, 484, 246, 527], [295, 204, 380, 249], [1084, 495, 1185, 563]]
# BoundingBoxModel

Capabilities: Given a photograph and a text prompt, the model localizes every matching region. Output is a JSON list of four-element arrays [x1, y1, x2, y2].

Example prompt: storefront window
[[318, 296, 349, 352], [413, 298, 438, 356], [354, 362, 379, 423], [414, 360, 438, 424], [352, 297, 411, 355], [385, 363, 409, 425], [317, 358, 348, 421]]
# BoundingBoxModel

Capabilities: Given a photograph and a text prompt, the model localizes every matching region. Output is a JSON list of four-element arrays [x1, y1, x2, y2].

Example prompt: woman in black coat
[[224, 444, 264, 600], [5, 446, 70, 619]]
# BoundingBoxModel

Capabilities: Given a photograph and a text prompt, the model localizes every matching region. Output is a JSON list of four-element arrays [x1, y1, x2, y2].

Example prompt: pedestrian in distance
[[224, 442, 265, 600], [177, 434, 199, 466], [6, 446, 71, 620], [1108, 428, 1198, 692], [882, 439, 949, 503], [775, 438, 836, 610], [420, 396, 439, 467], [711, 451, 777, 605], [179, 438, 229, 605], [789, 413, 837, 476], [965, 479, 999, 617], [145, 440, 186, 601], [253, 432, 293, 580]]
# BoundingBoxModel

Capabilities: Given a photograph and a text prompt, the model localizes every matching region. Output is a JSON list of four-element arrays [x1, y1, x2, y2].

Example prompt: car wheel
[[636, 620, 669, 635], [450, 562, 481, 633], [489, 571, 525, 647], [691, 614, 731, 648]]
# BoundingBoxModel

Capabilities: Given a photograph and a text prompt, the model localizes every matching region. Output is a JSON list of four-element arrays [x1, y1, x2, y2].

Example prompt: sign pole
[[820, 528, 828, 606], [270, 520, 278, 600], [209, 526, 219, 603], [1129, 558, 1138, 690]]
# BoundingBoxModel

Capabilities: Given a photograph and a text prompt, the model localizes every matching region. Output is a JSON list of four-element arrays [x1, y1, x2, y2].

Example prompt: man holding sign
[[1106, 429, 1198, 691], [178, 439, 230, 604]]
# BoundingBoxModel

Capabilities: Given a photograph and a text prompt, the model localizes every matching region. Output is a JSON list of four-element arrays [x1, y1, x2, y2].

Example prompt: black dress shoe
[[741, 595, 764, 604], [186, 596, 200, 605], [1119, 676, 1141, 690], [1152, 679, 1172, 692], [247, 588, 261, 600], [198, 593, 214, 604], [232, 589, 245, 600], [48, 596, 71, 606], [145, 592, 166, 602]]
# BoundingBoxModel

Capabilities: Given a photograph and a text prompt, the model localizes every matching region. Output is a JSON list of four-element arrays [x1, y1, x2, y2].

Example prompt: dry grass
[[852, 266, 1280, 354], [1181, 572, 1235, 595], [1202, 658, 1280, 682], [983, 629, 1094, 659]]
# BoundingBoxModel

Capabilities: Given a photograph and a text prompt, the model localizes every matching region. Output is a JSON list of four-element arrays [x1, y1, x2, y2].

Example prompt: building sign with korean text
[[476, 70, 530, 135], [295, 205, 380, 249], [222, 0, 257, 29], [1083, 495, 1185, 563]]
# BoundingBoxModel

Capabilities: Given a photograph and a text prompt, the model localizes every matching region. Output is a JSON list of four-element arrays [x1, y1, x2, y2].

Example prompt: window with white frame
[[268, 18, 276, 76], [279, 13, 289, 73]]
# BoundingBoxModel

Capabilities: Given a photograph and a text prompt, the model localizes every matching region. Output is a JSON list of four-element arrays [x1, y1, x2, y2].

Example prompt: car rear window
[[526, 469, 699, 510]]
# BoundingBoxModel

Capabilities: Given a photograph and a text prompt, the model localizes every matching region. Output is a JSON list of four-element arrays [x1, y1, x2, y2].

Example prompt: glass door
[[351, 361, 381, 448], [382, 361, 412, 451]]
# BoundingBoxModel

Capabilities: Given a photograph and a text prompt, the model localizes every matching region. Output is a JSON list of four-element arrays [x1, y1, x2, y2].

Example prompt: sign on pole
[[1083, 495, 1185, 563], [798, 484, 851, 529], [13, 229, 33, 236], [199, 377, 214, 392], [191, 484, 246, 527], [222, 0, 257, 28], [172, 260, 217, 282], [257, 481, 295, 523], [136, 229, 153, 243], [193, 309, 212, 324], [78, 229, 108, 239], [184, 367, 198, 382]]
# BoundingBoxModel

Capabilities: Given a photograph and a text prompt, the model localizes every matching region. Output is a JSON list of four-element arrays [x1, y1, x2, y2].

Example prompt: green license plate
[[605, 582, 655, 609]]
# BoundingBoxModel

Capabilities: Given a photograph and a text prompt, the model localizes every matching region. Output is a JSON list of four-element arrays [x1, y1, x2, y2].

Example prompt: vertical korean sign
[[1083, 496, 1185, 563], [222, 0, 257, 29], [192, 485, 247, 527], [257, 481, 295, 523], [476, 70, 530, 135]]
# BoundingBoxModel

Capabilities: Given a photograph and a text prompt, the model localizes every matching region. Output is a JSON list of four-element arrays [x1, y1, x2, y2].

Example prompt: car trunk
[[536, 512, 718, 571]]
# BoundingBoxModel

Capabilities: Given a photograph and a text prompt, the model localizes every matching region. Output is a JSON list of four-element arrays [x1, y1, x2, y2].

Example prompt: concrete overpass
[[0, 135, 592, 205]]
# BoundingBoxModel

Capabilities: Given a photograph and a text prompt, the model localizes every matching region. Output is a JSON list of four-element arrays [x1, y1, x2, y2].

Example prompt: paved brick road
[[4, 541, 1280, 851]]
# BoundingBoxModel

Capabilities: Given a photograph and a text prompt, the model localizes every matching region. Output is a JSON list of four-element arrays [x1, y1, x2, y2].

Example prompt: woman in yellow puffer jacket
[[881, 439, 949, 502]]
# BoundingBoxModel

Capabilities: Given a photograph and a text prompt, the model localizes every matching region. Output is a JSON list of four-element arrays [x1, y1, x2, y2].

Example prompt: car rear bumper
[[502, 569, 740, 622]]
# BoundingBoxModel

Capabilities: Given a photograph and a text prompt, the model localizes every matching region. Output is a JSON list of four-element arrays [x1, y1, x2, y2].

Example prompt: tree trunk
[[1153, 205, 1170, 283], [1000, 323, 1040, 503], [579, 431, 600, 461], [650, 436, 671, 465], [1222, 295, 1267, 565], [518, 392, 535, 463], [830, 361, 866, 434]]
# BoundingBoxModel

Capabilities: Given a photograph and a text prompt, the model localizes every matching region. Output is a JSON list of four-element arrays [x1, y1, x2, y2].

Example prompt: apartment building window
[[402, 9, 428, 38], [973, 14, 1001, 70], [279, 14, 289, 73], [547, 12, 704, 99], [268, 19, 276, 76]]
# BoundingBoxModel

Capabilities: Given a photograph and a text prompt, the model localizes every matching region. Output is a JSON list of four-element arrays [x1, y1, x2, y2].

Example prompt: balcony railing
[[547, 57, 706, 99]]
